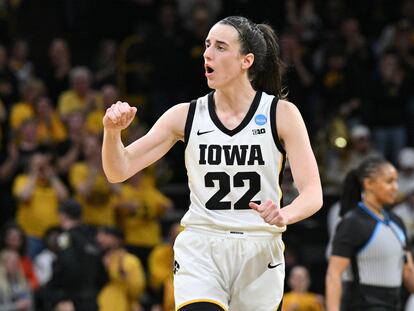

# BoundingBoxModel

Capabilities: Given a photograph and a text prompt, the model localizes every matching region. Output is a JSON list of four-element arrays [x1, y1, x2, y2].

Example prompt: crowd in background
[[0, 0, 414, 310]]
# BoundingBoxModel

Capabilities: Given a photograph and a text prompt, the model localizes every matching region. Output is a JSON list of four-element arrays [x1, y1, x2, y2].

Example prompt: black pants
[[341, 282, 401, 311]]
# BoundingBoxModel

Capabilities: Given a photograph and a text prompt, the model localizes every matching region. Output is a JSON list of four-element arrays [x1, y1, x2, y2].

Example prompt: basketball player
[[102, 16, 322, 311]]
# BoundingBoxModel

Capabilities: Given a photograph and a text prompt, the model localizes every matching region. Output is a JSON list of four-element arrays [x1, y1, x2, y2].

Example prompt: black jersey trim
[[184, 99, 197, 149], [177, 300, 227, 311], [207, 91, 262, 137], [279, 153, 287, 208], [270, 97, 286, 155]]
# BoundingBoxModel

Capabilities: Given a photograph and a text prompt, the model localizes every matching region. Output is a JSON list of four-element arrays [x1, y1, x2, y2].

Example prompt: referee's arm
[[325, 255, 350, 311], [403, 251, 414, 293]]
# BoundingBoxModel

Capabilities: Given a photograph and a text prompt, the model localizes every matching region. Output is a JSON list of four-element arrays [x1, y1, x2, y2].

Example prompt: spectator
[[282, 265, 324, 311], [176, 0, 222, 31], [280, 30, 316, 137], [0, 44, 18, 108], [13, 152, 68, 258], [148, 222, 181, 311], [285, 0, 322, 49], [50, 199, 103, 311], [346, 125, 381, 170], [33, 226, 62, 286], [0, 141, 20, 226], [55, 110, 85, 187], [57, 67, 102, 120], [96, 225, 146, 311], [34, 95, 67, 146], [318, 46, 362, 123], [366, 51, 411, 165], [9, 79, 45, 131], [182, 3, 213, 98], [8, 39, 35, 89], [0, 249, 33, 311], [86, 84, 119, 135], [0, 223, 39, 291], [41, 38, 71, 104], [69, 134, 119, 227], [150, 1, 189, 120], [13, 118, 43, 176], [340, 17, 373, 78], [116, 168, 173, 270], [397, 147, 414, 197], [394, 188, 414, 244], [93, 39, 117, 88], [53, 299, 75, 311]]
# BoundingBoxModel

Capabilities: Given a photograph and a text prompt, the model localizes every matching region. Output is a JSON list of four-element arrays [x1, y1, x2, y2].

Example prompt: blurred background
[[0, 0, 414, 310]]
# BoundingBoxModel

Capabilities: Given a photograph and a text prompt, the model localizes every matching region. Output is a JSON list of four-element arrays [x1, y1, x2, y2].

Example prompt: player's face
[[365, 164, 399, 206], [203, 23, 247, 89]]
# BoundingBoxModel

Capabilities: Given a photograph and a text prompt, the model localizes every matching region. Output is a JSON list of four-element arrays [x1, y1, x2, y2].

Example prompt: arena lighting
[[334, 137, 347, 148]]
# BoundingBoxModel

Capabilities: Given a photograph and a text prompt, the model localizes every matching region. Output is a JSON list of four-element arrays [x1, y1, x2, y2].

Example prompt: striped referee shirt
[[332, 202, 407, 287]]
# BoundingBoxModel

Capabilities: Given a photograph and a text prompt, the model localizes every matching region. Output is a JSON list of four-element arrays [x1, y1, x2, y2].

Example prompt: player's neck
[[214, 82, 256, 113]]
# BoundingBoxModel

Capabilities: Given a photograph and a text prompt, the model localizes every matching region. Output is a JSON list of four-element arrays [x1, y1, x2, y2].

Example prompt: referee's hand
[[103, 101, 137, 131], [249, 200, 288, 227]]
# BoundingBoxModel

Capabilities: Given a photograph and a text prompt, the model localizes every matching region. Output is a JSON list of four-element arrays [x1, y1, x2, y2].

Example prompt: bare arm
[[16, 174, 37, 202], [403, 251, 414, 293], [47, 171, 69, 201], [102, 101, 188, 183], [56, 144, 81, 174], [326, 255, 350, 311], [250, 100, 322, 225], [277, 100, 322, 224]]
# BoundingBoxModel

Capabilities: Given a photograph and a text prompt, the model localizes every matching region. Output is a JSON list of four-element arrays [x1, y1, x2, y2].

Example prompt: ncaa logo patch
[[255, 114, 267, 126]]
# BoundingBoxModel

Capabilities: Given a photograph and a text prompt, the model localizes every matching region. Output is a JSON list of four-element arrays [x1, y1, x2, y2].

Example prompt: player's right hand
[[103, 101, 137, 131]]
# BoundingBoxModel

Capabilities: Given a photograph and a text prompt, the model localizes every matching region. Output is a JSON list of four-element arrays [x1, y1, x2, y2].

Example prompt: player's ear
[[241, 53, 254, 70]]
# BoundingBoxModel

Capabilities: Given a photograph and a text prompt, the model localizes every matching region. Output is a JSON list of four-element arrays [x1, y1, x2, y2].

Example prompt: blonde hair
[[0, 249, 29, 296]]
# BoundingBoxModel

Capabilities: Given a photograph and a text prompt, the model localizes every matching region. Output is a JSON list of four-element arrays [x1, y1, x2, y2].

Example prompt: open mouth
[[205, 65, 214, 74]]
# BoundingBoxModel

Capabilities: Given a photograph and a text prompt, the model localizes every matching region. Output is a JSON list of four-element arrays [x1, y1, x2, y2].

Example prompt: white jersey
[[182, 91, 287, 233]]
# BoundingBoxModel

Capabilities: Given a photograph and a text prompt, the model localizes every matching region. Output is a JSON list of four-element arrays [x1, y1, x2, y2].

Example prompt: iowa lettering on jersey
[[198, 144, 265, 166]]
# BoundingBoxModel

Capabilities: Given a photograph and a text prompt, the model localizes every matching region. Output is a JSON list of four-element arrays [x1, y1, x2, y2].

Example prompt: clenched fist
[[103, 101, 137, 131]]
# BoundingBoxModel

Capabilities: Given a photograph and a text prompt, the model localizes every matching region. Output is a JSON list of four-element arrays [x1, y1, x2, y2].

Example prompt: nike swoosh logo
[[197, 129, 215, 136], [268, 262, 282, 269]]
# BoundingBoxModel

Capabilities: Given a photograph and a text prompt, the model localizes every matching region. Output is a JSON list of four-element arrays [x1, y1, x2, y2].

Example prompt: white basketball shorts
[[173, 226, 285, 311]]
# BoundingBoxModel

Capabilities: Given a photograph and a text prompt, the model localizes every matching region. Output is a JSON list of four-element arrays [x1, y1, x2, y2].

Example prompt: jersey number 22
[[204, 171, 261, 210]]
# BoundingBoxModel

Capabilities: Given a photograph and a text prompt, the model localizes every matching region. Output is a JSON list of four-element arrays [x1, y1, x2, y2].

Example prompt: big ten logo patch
[[252, 128, 266, 135]]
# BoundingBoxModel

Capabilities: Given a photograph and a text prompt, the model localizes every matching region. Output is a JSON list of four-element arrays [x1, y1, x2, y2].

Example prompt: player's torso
[[182, 91, 286, 233]]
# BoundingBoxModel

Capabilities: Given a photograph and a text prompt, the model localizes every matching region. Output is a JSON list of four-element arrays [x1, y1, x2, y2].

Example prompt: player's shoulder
[[170, 102, 191, 112], [276, 99, 300, 115], [161, 102, 191, 121], [168, 94, 206, 112], [274, 98, 303, 137]]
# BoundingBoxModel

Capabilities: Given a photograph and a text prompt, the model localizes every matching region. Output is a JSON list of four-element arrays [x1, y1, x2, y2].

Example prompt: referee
[[326, 156, 414, 311]]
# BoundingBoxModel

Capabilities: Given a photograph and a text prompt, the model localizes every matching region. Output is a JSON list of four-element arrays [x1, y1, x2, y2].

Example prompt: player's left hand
[[249, 200, 289, 227]]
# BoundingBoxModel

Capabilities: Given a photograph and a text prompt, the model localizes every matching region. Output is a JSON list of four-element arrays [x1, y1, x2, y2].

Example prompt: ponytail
[[339, 169, 362, 216], [219, 16, 285, 98], [255, 24, 285, 98]]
